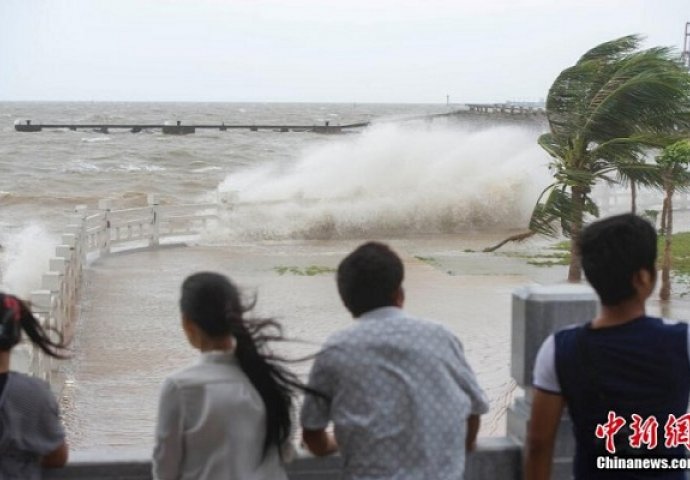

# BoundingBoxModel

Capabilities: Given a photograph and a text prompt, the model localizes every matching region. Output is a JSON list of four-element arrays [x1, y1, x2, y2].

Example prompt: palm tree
[[657, 140, 690, 300], [526, 35, 690, 281]]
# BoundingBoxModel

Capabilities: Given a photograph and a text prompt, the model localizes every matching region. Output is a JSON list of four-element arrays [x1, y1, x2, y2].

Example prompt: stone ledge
[[43, 437, 522, 480]]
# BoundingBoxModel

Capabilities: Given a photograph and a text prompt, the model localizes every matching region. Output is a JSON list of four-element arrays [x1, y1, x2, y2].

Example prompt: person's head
[[179, 272, 242, 348], [337, 242, 404, 317], [578, 214, 657, 307], [0, 292, 68, 359]]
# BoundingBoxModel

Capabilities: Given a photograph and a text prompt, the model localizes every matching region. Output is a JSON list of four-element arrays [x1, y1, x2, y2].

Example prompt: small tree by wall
[[657, 141, 690, 301]]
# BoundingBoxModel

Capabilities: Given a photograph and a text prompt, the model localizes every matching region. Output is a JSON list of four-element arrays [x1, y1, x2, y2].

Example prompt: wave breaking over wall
[[215, 124, 551, 240], [0, 224, 57, 298]]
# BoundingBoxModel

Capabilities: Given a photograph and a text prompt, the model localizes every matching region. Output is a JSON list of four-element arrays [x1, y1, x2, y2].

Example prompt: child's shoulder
[[4, 371, 55, 407], [658, 316, 689, 329], [552, 316, 689, 342], [552, 323, 582, 337], [163, 357, 244, 389], [164, 362, 207, 383], [9, 370, 52, 392], [628, 315, 687, 333]]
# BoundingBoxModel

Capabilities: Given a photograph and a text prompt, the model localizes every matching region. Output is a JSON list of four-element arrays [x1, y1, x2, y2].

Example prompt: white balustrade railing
[[17, 195, 219, 385]]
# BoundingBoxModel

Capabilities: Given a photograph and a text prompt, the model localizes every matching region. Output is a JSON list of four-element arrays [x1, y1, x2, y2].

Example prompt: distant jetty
[[13, 119, 368, 134], [14, 103, 546, 135]]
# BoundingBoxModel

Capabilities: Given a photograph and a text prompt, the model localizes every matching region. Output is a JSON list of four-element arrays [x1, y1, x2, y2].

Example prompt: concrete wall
[[44, 438, 521, 480]]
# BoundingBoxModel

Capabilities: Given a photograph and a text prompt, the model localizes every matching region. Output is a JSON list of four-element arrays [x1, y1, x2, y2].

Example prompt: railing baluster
[[148, 194, 160, 247]]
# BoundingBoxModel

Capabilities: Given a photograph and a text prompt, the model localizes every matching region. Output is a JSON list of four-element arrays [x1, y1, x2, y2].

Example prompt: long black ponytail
[[180, 272, 323, 457], [0, 292, 69, 358]]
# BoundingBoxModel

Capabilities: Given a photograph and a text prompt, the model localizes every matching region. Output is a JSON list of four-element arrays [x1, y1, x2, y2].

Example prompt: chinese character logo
[[595, 411, 627, 454]]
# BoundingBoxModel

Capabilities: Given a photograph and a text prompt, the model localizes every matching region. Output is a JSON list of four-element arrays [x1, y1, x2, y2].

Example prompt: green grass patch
[[483, 232, 690, 274], [526, 257, 570, 267], [550, 241, 570, 252], [415, 256, 440, 267], [506, 232, 690, 273], [273, 265, 336, 276], [658, 232, 690, 276], [497, 241, 571, 268]]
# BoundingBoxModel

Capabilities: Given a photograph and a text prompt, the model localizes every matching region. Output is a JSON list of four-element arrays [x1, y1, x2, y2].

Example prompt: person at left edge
[[0, 292, 69, 480]]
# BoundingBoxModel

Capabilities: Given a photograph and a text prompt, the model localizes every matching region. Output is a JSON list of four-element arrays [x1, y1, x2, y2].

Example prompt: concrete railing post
[[506, 284, 598, 479], [148, 194, 160, 247], [54, 240, 78, 339], [74, 205, 89, 256], [29, 290, 54, 381], [98, 199, 112, 255]]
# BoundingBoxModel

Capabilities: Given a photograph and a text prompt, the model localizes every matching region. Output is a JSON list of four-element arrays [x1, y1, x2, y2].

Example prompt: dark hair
[[180, 272, 317, 457], [337, 242, 404, 317], [0, 292, 68, 358], [578, 214, 657, 306]]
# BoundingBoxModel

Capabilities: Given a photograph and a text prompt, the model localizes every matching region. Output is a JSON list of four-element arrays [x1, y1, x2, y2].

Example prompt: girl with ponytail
[[153, 272, 321, 480], [0, 292, 69, 479]]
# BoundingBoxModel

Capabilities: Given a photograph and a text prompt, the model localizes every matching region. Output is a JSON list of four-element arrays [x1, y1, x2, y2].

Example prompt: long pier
[[14, 119, 370, 134], [466, 103, 545, 115], [13, 103, 545, 135]]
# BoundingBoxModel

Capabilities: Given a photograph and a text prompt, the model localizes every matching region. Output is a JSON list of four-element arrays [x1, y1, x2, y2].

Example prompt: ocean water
[[0, 101, 551, 293]]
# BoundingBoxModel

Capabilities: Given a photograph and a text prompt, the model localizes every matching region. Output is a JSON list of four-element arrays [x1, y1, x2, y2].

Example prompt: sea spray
[[214, 124, 551, 240], [0, 224, 57, 298]]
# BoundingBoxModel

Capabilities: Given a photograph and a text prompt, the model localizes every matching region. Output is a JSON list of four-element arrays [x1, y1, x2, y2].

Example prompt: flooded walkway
[[62, 239, 543, 453]]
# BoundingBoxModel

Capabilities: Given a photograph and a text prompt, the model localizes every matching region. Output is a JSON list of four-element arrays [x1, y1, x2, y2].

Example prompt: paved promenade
[[62, 240, 531, 453]]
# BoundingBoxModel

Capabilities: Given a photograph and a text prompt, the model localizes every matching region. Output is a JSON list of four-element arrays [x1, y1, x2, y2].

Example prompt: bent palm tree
[[529, 35, 690, 281]]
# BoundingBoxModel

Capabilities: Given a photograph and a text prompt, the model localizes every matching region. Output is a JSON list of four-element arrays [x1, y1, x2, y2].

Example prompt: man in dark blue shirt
[[526, 214, 690, 479]]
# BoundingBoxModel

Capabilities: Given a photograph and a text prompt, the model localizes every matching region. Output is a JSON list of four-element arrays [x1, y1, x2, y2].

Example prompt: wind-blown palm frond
[[527, 183, 600, 238], [537, 133, 566, 160], [609, 162, 663, 189], [578, 34, 641, 63], [589, 134, 677, 160], [501, 35, 690, 281], [528, 185, 568, 237]]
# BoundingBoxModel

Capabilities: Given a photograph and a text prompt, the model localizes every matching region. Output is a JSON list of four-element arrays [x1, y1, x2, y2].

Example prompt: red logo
[[595, 412, 690, 454], [595, 411, 627, 454], [664, 414, 690, 449]]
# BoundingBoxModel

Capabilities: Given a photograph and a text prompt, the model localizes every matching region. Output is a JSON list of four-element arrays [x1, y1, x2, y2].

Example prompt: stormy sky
[[0, 0, 687, 103]]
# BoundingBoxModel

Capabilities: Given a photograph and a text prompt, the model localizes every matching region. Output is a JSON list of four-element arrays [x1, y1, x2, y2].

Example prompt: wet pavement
[[62, 235, 690, 453]]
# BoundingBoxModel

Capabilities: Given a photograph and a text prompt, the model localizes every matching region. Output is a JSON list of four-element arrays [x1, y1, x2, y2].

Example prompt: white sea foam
[[60, 161, 165, 173], [214, 123, 551, 240], [81, 136, 111, 143], [191, 166, 223, 173], [118, 164, 166, 173], [0, 224, 57, 298], [61, 161, 101, 173]]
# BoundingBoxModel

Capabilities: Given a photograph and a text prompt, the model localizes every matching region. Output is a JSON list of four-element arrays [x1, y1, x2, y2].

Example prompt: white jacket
[[152, 351, 288, 480]]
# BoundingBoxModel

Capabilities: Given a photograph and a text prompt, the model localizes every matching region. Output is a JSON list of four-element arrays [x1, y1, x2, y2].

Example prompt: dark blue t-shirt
[[0, 372, 7, 397], [554, 316, 690, 479]]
